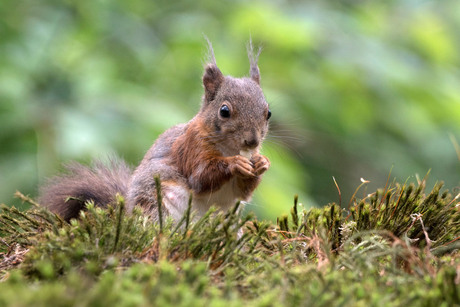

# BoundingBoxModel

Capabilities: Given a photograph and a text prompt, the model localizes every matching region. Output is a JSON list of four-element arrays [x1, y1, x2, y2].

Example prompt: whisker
[[243, 202, 265, 209], [267, 135, 305, 143], [263, 139, 305, 159]]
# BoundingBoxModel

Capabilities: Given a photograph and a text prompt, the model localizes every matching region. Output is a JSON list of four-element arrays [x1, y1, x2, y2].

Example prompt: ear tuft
[[247, 38, 262, 84], [203, 64, 224, 102]]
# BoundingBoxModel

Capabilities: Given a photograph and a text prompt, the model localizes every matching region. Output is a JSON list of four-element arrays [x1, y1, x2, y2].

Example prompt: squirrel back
[[39, 40, 271, 222]]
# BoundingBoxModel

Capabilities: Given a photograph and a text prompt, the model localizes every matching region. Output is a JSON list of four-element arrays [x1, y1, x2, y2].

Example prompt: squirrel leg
[[130, 179, 190, 223], [251, 153, 270, 176], [186, 154, 269, 209], [161, 181, 191, 222], [228, 155, 256, 178], [234, 153, 270, 200], [189, 154, 255, 193]]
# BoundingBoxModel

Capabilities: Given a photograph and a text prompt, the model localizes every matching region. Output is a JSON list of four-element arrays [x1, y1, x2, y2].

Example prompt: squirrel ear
[[203, 37, 224, 101], [203, 64, 224, 101], [247, 39, 262, 85]]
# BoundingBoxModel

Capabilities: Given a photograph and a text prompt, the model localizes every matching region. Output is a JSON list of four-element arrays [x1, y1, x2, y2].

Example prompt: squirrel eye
[[267, 109, 272, 120], [220, 105, 230, 118]]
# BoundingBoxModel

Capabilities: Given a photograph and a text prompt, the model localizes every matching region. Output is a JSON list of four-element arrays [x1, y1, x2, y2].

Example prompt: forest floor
[[1, 180, 459, 306]]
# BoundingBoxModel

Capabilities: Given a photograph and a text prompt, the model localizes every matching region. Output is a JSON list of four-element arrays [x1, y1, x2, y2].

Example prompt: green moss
[[0, 182, 459, 306]]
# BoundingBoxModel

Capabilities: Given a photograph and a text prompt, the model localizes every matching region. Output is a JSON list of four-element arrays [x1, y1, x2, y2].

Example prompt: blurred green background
[[1, 0, 459, 221]]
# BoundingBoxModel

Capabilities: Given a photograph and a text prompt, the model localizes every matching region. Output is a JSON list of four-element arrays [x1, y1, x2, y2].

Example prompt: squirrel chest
[[192, 177, 240, 216]]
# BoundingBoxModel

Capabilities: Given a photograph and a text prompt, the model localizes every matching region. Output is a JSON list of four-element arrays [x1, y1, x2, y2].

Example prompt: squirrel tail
[[38, 158, 132, 221]]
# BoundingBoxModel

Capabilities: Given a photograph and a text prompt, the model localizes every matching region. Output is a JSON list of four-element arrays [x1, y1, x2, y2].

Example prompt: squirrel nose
[[244, 138, 259, 149]]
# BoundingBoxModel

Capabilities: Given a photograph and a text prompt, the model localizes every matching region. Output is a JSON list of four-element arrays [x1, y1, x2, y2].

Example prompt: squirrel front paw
[[251, 154, 270, 176], [229, 155, 256, 178]]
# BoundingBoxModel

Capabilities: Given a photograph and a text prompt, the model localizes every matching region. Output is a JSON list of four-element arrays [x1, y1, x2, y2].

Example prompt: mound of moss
[[1, 181, 459, 306]]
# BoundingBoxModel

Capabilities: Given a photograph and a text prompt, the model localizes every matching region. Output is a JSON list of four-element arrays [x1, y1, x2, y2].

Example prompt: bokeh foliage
[[1, 0, 459, 219]]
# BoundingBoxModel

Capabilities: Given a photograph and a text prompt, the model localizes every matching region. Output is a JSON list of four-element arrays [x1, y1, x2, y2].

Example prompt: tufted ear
[[247, 38, 262, 84], [203, 63, 224, 102], [203, 37, 224, 102]]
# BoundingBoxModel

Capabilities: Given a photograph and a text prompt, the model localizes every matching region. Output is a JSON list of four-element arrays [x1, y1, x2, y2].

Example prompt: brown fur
[[172, 120, 232, 194]]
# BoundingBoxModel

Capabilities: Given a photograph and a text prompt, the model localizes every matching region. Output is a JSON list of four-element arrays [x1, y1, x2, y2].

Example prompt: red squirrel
[[38, 40, 271, 222]]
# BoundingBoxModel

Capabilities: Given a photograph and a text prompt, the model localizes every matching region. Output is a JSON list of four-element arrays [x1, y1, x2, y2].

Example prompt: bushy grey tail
[[38, 158, 132, 221]]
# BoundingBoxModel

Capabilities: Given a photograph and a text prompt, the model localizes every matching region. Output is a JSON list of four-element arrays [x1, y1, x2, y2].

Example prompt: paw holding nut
[[250, 153, 270, 176], [230, 155, 255, 178], [229, 152, 270, 178]]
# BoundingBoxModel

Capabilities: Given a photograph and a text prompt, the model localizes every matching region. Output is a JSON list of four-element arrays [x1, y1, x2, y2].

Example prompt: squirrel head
[[199, 40, 271, 157]]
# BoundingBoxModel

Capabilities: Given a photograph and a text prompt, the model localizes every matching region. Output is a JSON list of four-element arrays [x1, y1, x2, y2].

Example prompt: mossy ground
[[1, 180, 459, 306]]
